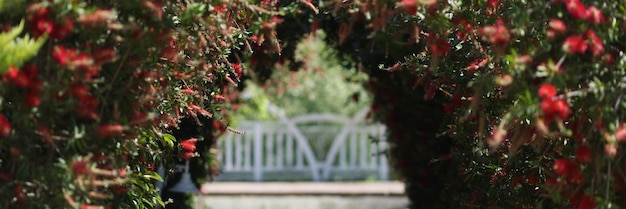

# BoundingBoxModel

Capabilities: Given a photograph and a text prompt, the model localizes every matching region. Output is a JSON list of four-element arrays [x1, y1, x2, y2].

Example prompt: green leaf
[[162, 133, 176, 148], [0, 20, 47, 74], [142, 170, 164, 182]]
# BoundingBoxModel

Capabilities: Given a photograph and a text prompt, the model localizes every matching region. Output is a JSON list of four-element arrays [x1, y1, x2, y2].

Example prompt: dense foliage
[[238, 32, 369, 120], [0, 0, 295, 208], [309, 0, 626, 208], [3, 0, 626, 208]]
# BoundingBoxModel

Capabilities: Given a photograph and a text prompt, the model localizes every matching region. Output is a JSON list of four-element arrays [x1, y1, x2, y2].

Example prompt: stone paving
[[195, 182, 408, 209]]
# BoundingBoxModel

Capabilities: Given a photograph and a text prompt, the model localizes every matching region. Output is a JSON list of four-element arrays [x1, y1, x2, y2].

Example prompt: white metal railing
[[216, 108, 389, 182]]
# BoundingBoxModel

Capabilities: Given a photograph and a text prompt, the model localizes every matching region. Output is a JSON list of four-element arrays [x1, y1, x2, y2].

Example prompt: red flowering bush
[[0, 0, 297, 208], [3, 0, 626, 208], [298, 0, 626, 208]]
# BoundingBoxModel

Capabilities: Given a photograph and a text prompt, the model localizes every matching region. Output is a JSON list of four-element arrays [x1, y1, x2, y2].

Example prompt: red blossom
[[180, 138, 198, 152], [93, 47, 117, 64], [429, 38, 451, 56], [187, 103, 212, 117], [399, 0, 418, 15], [488, 126, 506, 148], [552, 158, 579, 177], [538, 84, 557, 99], [0, 114, 11, 137], [68, 53, 95, 70], [547, 19, 566, 38], [562, 35, 588, 54], [212, 4, 228, 14], [478, 20, 510, 48], [24, 92, 41, 107], [33, 19, 54, 38], [70, 83, 90, 98], [586, 6, 605, 24], [4, 66, 32, 89], [159, 46, 178, 60], [77, 9, 116, 27], [578, 195, 596, 209], [584, 29, 603, 57], [575, 146, 592, 164], [51, 17, 74, 39], [564, 0, 588, 20], [181, 151, 196, 160], [71, 160, 91, 175], [75, 96, 99, 119], [605, 144, 618, 158], [233, 63, 243, 78], [97, 124, 124, 138], [142, 0, 163, 20], [541, 98, 571, 121], [26, 4, 50, 20], [52, 46, 73, 65], [212, 121, 226, 134], [615, 125, 626, 142]]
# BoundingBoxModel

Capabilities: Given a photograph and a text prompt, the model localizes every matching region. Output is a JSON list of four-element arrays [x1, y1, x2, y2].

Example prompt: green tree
[[238, 31, 370, 120]]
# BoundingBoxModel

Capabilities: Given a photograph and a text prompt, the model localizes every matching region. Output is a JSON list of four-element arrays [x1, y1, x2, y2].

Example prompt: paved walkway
[[200, 181, 405, 196], [196, 182, 408, 209]]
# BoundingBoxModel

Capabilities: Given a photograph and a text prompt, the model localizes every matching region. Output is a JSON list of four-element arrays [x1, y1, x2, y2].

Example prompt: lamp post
[[156, 160, 201, 196]]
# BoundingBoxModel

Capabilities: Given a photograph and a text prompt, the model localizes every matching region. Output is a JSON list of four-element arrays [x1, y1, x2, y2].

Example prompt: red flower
[[25, 92, 41, 107], [578, 195, 596, 209], [399, 0, 418, 15], [547, 19, 566, 38], [615, 125, 626, 142], [584, 29, 603, 57], [4, 66, 31, 89], [538, 84, 557, 100], [212, 4, 228, 14], [564, 0, 588, 20], [541, 94, 572, 123], [562, 35, 587, 54], [575, 146, 592, 164], [51, 17, 74, 39], [52, 46, 74, 65], [212, 121, 226, 134], [26, 4, 50, 20], [488, 126, 507, 148], [34, 19, 54, 37], [233, 63, 243, 78], [586, 6, 604, 24], [70, 83, 90, 98], [180, 138, 198, 152], [541, 98, 571, 121], [0, 114, 11, 137], [465, 58, 489, 73], [76, 95, 99, 119], [142, 0, 164, 20], [77, 9, 116, 27], [70, 160, 90, 175], [429, 38, 451, 56], [97, 124, 124, 138], [93, 47, 117, 64], [552, 158, 575, 176], [478, 19, 510, 48], [605, 144, 618, 158], [68, 53, 94, 70], [181, 151, 196, 160], [28, 78, 43, 92]]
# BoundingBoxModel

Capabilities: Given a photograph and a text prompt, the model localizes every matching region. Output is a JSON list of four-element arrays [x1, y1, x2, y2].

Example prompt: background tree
[[237, 31, 370, 121]]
